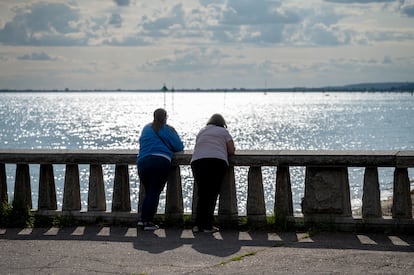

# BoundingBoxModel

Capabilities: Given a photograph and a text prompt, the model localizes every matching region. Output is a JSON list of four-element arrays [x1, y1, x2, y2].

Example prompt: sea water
[[1, 91, 413, 215]]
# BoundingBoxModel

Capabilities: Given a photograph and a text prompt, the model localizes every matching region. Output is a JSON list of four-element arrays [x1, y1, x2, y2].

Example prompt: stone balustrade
[[0, 149, 413, 231]]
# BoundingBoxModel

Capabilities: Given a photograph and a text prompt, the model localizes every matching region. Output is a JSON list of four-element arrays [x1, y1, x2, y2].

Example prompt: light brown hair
[[207, 113, 227, 128]]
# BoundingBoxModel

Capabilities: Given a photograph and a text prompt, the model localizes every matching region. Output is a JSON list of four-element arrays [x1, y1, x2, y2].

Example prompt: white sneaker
[[143, 222, 159, 231], [192, 226, 201, 233], [203, 226, 219, 233], [192, 226, 219, 233], [137, 221, 143, 227]]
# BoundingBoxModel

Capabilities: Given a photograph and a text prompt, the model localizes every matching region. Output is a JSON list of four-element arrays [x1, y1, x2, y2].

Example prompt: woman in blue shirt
[[137, 108, 184, 230]]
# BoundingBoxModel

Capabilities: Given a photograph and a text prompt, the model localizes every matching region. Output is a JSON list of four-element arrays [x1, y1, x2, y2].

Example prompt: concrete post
[[62, 164, 81, 211], [362, 167, 381, 218], [14, 164, 32, 209], [247, 166, 266, 223], [165, 165, 184, 222], [275, 166, 293, 219], [38, 164, 57, 210], [218, 166, 239, 225], [88, 164, 106, 211], [392, 168, 412, 218], [112, 164, 131, 212], [302, 166, 352, 221], [0, 163, 7, 204]]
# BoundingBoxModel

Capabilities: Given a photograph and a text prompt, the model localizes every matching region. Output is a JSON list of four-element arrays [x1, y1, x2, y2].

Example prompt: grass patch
[[51, 213, 79, 227], [220, 251, 256, 265]]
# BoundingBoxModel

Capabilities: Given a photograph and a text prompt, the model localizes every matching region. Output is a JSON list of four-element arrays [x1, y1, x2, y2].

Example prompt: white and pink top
[[191, 125, 233, 165]]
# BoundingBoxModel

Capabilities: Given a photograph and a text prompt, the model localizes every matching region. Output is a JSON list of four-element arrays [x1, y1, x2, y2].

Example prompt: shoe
[[192, 226, 219, 233], [143, 222, 159, 231], [203, 226, 219, 233], [192, 226, 201, 233], [137, 221, 143, 227]]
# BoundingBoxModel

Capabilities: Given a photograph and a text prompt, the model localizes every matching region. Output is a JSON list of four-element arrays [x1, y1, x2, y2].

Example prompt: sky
[[0, 0, 413, 90]]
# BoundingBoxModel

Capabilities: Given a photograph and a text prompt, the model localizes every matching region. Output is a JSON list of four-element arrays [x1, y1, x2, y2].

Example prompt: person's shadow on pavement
[[191, 230, 242, 257], [133, 227, 185, 254]]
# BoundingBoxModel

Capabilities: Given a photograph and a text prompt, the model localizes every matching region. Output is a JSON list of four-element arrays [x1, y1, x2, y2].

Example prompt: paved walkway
[[1, 226, 413, 274]]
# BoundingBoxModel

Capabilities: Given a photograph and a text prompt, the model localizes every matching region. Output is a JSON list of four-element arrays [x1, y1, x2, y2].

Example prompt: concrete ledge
[[1, 149, 414, 166], [33, 211, 414, 233], [299, 215, 414, 233], [36, 210, 139, 224]]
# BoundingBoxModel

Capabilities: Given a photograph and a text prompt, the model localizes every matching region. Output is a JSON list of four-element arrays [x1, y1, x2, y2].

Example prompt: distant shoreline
[[1, 88, 414, 93], [1, 81, 414, 93]]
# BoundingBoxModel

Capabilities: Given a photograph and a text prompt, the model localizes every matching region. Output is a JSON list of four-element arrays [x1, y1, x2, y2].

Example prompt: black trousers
[[138, 155, 170, 223], [191, 158, 228, 229]]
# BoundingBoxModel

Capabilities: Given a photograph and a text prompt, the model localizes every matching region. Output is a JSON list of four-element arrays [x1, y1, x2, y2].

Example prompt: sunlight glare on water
[[1, 91, 413, 214]]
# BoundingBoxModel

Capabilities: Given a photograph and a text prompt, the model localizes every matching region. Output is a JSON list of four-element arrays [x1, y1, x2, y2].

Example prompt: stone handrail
[[0, 149, 413, 230]]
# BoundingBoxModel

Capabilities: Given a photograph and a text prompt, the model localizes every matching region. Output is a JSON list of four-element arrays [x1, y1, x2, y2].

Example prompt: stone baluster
[[392, 168, 412, 218], [112, 164, 131, 212], [62, 164, 81, 211], [218, 166, 238, 224], [88, 164, 106, 211], [0, 163, 7, 204], [165, 165, 184, 222], [362, 167, 381, 218], [247, 166, 266, 223], [302, 166, 352, 222], [38, 164, 57, 210], [275, 166, 293, 221], [13, 164, 32, 209]]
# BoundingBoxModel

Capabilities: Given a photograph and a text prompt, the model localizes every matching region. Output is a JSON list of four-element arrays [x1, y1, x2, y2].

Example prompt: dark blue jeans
[[138, 155, 171, 223], [191, 158, 228, 230]]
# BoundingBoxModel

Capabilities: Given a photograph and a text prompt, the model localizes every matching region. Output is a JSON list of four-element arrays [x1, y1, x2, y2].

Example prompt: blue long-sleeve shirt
[[137, 123, 184, 162]]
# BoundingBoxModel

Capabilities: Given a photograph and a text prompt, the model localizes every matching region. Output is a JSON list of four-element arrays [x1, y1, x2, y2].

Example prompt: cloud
[[17, 51, 55, 61], [324, 0, 395, 3], [109, 13, 122, 28], [220, 0, 298, 25], [102, 35, 151, 46], [383, 56, 393, 64], [141, 4, 186, 38], [0, 2, 87, 46], [140, 47, 227, 72], [1, 0, 408, 48], [0, 0, 414, 90], [205, 0, 301, 44], [283, 5, 350, 46], [114, 0, 130, 6], [199, 0, 225, 5], [307, 24, 349, 45], [402, 5, 414, 16]]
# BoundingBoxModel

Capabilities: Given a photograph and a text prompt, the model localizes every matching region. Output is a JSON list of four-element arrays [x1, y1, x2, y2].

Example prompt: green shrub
[[0, 202, 12, 227], [10, 200, 34, 227], [0, 201, 34, 228]]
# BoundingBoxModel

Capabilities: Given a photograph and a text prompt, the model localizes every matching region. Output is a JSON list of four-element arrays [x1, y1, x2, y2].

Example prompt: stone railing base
[[299, 215, 414, 234], [31, 211, 414, 234]]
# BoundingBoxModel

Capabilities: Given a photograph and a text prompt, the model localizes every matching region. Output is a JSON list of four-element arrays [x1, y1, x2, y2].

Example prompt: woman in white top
[[191, 114, 235, 233]]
